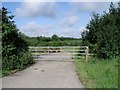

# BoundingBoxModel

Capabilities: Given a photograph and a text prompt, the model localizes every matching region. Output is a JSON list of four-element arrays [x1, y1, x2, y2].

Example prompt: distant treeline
[[20, 33, 82, 46]]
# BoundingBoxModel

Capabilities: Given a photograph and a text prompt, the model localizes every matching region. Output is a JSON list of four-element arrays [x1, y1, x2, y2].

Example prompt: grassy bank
[[74, 57, 118, 88]]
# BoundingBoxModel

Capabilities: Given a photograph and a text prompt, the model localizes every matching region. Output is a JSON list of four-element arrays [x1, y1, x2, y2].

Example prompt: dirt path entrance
[[2, 52, 84, 88]]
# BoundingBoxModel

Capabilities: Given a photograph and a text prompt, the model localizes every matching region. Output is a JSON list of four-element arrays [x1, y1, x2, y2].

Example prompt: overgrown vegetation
[[74, 2, 119, 88], [74, 57, 118, 88], [81, 2, 120, 59], [20, 33, 82, 46], [0, 33, 1, 77], [1, 7, 34, 76]]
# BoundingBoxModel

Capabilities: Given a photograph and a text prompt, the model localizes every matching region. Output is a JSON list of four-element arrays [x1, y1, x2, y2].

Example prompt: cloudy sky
[[2, 1, 113, 38]]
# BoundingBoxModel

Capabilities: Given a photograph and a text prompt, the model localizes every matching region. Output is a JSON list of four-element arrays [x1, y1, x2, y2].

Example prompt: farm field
[[74, 57, 118, 88]]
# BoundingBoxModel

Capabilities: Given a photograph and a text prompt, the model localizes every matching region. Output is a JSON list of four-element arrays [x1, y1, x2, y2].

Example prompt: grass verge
[[74, 57, 118, 88]]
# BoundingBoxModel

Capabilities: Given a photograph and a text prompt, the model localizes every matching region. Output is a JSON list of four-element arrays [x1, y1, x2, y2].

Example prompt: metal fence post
[[60, 47, 61, 61]]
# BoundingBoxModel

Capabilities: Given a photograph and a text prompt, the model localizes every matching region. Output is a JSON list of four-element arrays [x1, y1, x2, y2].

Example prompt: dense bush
[[81, 2, 120, 59], [1, 7, 34, 75]]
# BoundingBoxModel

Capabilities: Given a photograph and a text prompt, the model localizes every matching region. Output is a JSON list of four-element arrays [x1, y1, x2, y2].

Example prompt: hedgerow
[[1, 7, 34, 75]]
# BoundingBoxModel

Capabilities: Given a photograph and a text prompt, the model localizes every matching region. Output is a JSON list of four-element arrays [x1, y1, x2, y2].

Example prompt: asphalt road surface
[[2, 52, 84, 88]]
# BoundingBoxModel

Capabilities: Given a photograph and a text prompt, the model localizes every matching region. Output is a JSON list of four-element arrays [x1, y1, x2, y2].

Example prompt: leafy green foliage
[[1, 7, 34, 76], [51, 34, 59, 41], [81, 2, 120, 59]]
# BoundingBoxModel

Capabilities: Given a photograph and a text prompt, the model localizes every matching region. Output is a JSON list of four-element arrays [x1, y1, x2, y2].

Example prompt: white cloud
[[15, 1, 57, 18], [69, 2, 110, 13], [19, 21, 54, 37], [60, 16, 79, 27], [19, 21, 84, 38], [2, 0, 119, 2], [57, 27, 84, 38], [22, 0, 57, 2]]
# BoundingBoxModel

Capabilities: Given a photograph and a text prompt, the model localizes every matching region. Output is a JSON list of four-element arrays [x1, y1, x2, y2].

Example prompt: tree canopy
[[81, 2, 120, 59], [2, 7, 34, 75]]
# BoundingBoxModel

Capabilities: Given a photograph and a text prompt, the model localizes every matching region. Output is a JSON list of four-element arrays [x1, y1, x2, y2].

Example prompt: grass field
[[74, 57, 118, 88]]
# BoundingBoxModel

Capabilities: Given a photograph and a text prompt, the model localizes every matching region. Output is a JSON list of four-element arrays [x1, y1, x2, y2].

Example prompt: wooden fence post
[[72, 47, 74, 59], [36, 47, 38, 60], [86, 47, 89, 63]]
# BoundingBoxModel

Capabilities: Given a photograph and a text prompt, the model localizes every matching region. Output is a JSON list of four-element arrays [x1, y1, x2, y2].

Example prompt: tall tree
[[2, 7, 33, 73], [81, 2, 120, 59], [52, 34, 59, 41]]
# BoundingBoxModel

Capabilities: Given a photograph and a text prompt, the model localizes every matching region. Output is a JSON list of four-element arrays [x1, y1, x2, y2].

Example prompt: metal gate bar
[[29, 46, 88, 62]]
